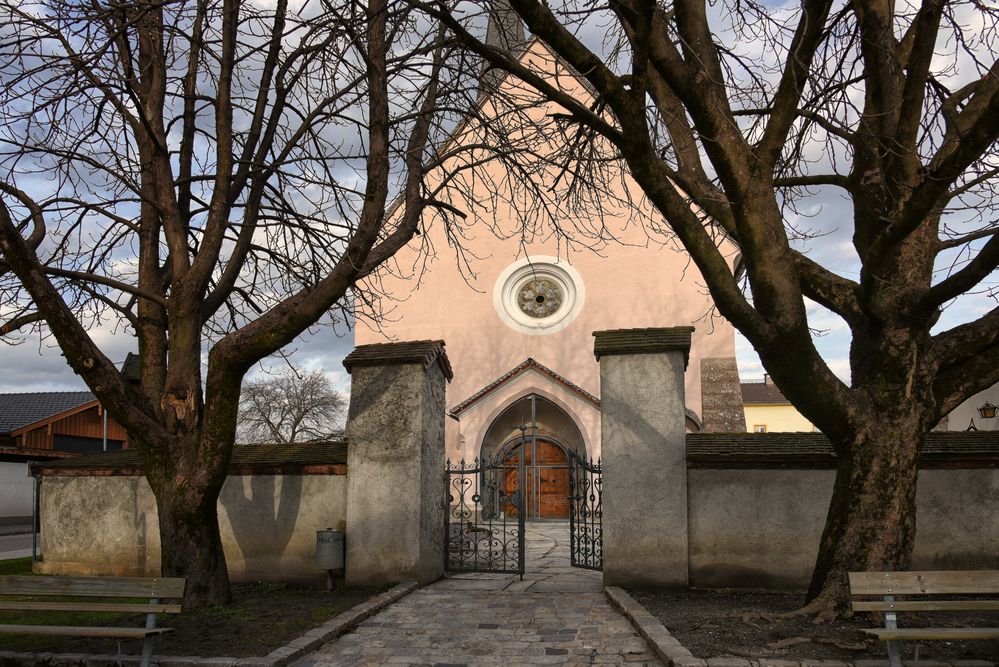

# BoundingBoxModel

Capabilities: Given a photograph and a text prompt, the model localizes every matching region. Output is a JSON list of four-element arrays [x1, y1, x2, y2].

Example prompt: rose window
[[493, 257, 585, 335], [517, 278, 563, 319]]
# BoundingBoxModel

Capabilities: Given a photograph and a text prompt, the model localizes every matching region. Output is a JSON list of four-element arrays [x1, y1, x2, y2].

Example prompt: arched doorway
[[480, 394, 586, 521]]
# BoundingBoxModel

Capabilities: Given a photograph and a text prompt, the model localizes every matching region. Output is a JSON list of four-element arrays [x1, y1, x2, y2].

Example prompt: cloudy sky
[[1, 1, 995, 398], [0, 326, 356, 395]]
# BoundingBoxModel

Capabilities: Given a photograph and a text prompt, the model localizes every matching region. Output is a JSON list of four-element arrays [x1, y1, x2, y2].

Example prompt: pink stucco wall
[[357, 41, 737, 461]]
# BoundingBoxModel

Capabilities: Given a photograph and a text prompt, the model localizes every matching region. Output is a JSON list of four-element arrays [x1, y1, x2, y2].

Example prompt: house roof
[[687, 431, 999, 469], [0, 391, 96, 434], [740, 382, 790, 405], [449, 357, 600, 417], [342, 340, 453, 381], [120, 353, 141, 382], [31, 441, 349, 476], [0, 446, 78, 462]]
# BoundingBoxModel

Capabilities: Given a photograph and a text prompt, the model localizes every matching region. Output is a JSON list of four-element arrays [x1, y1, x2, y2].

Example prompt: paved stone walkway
[[295, 522, 662, 666]]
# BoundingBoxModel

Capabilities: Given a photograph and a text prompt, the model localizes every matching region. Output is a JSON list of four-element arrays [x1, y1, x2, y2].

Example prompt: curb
[[605, 586, 698, 666], [0, 581, 418, 667], [605, 587, 997, 667]]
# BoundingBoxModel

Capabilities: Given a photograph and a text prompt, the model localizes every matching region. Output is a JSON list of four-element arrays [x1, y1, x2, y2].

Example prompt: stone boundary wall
[[685, 432, 999, 590], [34, 470, 348, 585]]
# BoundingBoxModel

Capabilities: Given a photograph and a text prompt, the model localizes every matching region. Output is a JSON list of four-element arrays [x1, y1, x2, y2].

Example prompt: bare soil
[[630, 588, 999, 662], [0, 559, 383, 658]]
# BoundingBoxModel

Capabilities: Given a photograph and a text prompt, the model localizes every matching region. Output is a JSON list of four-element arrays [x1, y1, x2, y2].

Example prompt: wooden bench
[[0, 575, 185, 667], [849, 570, 999, 667]]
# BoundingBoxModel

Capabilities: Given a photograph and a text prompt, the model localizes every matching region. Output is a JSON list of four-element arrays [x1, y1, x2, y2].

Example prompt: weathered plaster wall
[[0, 461, 33, 521], [688, 468, 999, 589], [699, 358, 745, 433], [600, 350, 689, 588], [35, 473, 347, 584], [344, 361, 446, 585]]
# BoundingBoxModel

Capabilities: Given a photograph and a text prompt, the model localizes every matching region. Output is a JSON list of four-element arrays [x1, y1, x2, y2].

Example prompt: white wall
[[0, 461, 33, 521], [948, 381, 999, 431]]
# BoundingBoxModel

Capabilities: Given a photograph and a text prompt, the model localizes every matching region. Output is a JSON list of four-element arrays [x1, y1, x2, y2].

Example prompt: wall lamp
[[977, 401, 997, 419]]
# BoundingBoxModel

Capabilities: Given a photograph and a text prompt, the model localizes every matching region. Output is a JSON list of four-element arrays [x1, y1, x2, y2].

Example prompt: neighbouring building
[[0, 391, 129, 527], [951, 381, 999, 432], [740, 376, 999, 434], [741, 376, 816, 433]]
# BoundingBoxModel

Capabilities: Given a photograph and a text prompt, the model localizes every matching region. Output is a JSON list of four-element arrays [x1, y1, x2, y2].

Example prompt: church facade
[[356, 37, 741, 520]]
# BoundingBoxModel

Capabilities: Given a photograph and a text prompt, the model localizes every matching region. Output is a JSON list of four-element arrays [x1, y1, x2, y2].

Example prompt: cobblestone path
[[295, 523, 662, 666]]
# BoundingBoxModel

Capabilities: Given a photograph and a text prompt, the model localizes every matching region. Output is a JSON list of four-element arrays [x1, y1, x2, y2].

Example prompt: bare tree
[[237, 368, 346, 444], [425, 0, 999, 617], [0, 0, 477, 605]]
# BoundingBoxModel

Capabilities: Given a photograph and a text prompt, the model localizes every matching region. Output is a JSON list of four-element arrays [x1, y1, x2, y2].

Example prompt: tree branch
[[756, 0, 835, 166], [920, 233, 999, 309]]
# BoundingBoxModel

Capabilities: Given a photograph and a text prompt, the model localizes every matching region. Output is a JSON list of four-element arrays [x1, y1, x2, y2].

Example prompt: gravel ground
[[630, 587, 999, 662]]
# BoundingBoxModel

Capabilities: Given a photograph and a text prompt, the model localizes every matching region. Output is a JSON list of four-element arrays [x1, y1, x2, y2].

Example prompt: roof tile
[[342, 340, 453, 380], [740, 382, 789, 404], [0, 392, 96, 434], [449, 358, 599, 416], [31, 441, 348, 474], [687, 431, 999, 468], [593, 327, 694, 367]]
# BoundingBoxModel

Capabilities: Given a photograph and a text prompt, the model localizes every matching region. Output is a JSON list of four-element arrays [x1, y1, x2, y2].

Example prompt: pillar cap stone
[[343, 340, 453, 381], [593, 327, 694, 368]]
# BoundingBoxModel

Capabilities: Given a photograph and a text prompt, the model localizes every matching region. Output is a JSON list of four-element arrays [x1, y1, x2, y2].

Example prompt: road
[[0, 531, 37, 560]]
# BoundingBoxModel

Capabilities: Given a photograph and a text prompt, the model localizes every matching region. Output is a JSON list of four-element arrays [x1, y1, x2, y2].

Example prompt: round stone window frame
[[493, 256, 585, 335]]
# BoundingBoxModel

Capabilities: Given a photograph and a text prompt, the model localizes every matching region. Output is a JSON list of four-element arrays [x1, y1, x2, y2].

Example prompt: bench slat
[[848, 570, 999, 595], [0, 601, 183, 614], [862, 627, 999, 641], [0, 624, 174, 638], [0, 576, 185, 599], [852, 599, 999, 612]]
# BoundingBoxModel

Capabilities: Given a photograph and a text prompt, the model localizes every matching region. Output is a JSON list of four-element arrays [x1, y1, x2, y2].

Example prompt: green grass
[[0, 557, 34, 576]]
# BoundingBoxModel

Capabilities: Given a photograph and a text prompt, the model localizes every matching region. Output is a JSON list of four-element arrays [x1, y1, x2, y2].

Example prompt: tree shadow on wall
[[220, 473, 304, 572]]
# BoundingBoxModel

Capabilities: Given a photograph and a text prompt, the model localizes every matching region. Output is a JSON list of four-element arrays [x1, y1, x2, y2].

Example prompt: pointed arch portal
[[481, 394, 586, 520], [445, 394, 602, 575]]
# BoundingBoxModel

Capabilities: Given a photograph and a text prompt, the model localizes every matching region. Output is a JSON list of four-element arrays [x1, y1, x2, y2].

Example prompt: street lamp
[[978, 401, 998, 419]]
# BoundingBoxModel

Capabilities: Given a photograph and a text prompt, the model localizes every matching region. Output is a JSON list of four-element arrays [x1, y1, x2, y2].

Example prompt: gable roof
[[449, 357, 599, 417], [0, 391, 96, 434], [120, 353, 141, 382], [740, 381, 790, 405]]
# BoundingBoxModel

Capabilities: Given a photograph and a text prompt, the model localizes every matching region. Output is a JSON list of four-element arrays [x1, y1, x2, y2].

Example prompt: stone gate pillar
[[594, 327, 692, 588], [342, 340, 452, 586]]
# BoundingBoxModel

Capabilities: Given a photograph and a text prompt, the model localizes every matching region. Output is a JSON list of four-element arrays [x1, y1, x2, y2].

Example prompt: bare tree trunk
[[799, 321, 936, 618], [803, 421, 922, 619], [134, 422, 232, 606], [155, 480, 232, 605]]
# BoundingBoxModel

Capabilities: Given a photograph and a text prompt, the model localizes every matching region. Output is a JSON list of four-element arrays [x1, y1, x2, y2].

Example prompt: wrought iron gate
[[444, 453, 526, 576], [568, 452, 602, 570]]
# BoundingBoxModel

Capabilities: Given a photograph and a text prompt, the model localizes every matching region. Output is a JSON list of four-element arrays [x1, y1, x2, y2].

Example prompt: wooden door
[[535, 442, 569, 518], [502, 454, 521, 517], [501, 441, 571, 519], [537, 467, 569, 518]]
